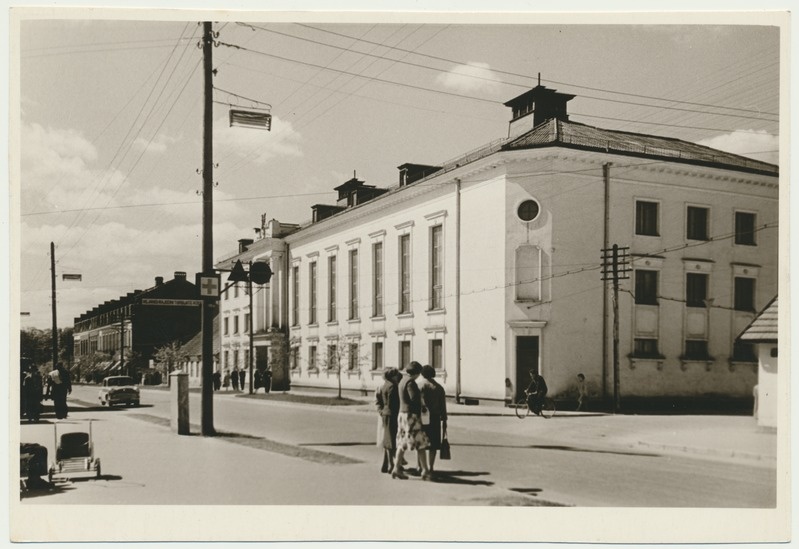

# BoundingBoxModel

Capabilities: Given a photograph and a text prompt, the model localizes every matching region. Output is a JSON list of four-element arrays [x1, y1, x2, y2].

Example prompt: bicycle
[[514, 390, 556, 419]]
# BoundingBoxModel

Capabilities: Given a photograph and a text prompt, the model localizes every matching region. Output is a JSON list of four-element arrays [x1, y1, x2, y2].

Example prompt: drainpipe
[[602, 162, 612, 400], [455, 178, 462, 404]]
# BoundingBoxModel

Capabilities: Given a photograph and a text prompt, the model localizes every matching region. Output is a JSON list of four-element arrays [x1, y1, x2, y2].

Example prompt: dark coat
[[398, 376, 422, 415]]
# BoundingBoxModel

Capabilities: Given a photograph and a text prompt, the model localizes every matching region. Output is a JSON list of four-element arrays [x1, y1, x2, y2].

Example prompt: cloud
[[133, 132, 179, 154], [215, 114, 303, 165], [435, 62, 502, 94], [698, 130, 779, 164]]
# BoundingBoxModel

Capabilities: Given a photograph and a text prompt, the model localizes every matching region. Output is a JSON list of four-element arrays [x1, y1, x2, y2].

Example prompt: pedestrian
[[50, 362, 72, 420], [212, 370, 221, 391], [231, 367, 240, 391], [375, 368, 401, 474], [254, 369, 263, 391], [263, 369, 272, 393], [22, 365, 43, 422], [504, 377, 514, 407], [392, 361, 431, 480], [418, 365, 448, 476], [576, 373, 587, 411], [238, 368, 246, 392], [223, 370, 231, 391]]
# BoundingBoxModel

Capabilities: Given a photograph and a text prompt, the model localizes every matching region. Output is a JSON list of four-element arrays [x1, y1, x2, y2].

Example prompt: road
[[18, 384, 776, 507]]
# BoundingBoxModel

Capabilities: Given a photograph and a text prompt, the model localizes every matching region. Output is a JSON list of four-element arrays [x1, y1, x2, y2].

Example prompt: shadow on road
[[431, 470, 494, 486], [299, 441, 375, 447]]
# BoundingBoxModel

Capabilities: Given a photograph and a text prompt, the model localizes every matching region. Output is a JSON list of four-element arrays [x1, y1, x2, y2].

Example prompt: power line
[[294, 22, 779, 118]]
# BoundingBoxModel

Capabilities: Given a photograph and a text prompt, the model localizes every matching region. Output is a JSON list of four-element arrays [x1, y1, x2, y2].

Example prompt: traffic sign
[[198, 274, 221, 298]]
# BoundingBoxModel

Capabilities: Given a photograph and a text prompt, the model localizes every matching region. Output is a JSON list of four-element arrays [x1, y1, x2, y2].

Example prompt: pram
[[48, 420, 101, 482]]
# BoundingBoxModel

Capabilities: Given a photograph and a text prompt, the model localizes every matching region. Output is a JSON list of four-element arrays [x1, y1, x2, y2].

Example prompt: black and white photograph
[[6, 5, 791, 545]]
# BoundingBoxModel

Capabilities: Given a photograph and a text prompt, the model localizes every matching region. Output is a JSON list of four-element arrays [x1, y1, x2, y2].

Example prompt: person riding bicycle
[[526, 371, 548, 415]]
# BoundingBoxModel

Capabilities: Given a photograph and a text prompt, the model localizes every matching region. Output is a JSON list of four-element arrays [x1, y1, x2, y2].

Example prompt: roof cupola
[[504, 81, 575, 138]]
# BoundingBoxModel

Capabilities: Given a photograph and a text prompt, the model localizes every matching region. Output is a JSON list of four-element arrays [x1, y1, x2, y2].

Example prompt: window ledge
[[370, 315, 386, 321], [326, 320, 339, 327], [426, 308, 446, 315], [397, 312, 414, 319], [628, 355, 666, 370], [348, 318, 361, 325], [679, 357, 716, 371], [728, 359, 757, 372]]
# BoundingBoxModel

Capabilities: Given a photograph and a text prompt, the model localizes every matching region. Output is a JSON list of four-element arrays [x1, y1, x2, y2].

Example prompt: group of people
[[375, 361, 447, 481], [211, 367, 272, 393], [20, 361, 72, 422]]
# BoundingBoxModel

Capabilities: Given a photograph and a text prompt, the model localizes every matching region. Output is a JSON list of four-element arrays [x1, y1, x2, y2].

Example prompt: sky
[[11, 12, 783, 331]]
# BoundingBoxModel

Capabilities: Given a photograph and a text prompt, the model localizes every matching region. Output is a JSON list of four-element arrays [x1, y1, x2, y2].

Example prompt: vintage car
[[98, 376, 140, 407]]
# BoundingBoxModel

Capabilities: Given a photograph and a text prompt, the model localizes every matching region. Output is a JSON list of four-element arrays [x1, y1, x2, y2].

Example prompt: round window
[[517, 199, 540, 222]]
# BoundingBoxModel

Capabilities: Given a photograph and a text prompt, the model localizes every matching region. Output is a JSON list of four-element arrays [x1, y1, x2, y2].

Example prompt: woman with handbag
[[419, 365, 448, 477]]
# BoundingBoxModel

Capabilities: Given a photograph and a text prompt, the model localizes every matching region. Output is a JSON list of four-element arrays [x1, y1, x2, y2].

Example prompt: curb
[[635, 440, 776, 464]]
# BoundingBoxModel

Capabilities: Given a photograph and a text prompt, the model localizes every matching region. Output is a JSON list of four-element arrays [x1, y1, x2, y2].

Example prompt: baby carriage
[[48, 420, 101, 482]]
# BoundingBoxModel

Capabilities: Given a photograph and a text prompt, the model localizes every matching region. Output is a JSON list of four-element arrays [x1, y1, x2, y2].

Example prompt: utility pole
[[50, 242, 58, 368], [248, 261, 254, 394], [601, 244, 630, 413], [201, 21, 216, 436]]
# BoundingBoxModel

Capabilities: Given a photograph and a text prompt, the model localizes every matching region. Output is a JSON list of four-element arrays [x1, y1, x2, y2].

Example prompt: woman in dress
[[375, 368, 401, 473], [419, 365, 447, 476], [393, 361, 431, 480]]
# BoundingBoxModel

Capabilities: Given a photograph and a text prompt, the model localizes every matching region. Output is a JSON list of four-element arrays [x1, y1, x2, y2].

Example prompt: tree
[[153, 341, 184, 385]]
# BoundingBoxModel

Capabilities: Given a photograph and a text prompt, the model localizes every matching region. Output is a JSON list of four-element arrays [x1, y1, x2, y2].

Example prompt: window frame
[[734, 276, 756, 312], [372, 242, 383, 317], [635, 200, 660, 237], [399, 234, 411, 314], [429, 224, 444, 310], [686, 205, 710, 241], [291, 265, 300, 326], [685, 272, 709, 308], [734, 211, 757, 246], [309, 261, 318, 325], [634, 269, 659, 305], [349, 248, 359, 320]]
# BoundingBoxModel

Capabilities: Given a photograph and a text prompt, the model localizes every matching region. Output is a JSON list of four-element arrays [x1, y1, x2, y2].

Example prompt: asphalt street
[[18, 384, 777, 507]]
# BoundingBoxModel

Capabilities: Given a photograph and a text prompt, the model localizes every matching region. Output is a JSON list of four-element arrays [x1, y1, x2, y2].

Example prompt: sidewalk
[[214, 386, 779, 466]]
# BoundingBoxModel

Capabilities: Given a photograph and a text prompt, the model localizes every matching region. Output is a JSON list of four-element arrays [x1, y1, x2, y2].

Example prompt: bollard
[[170, 371, 190, 435]]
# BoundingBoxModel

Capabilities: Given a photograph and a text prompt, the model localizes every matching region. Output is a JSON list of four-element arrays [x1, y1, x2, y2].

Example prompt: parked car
[[98, 376, 140, 407]]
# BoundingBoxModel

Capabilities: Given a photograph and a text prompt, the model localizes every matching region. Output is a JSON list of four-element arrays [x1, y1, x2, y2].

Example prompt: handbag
[[439, 428, 451, 460]]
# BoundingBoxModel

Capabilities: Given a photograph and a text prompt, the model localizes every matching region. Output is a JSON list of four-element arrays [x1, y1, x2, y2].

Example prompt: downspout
[[455, 177, 462, 404], [602, 162, 612, 400]]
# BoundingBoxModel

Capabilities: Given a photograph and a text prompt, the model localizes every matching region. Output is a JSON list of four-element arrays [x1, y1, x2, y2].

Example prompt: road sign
[[198, 274, 221, 297], [142, 299, 202, 307]]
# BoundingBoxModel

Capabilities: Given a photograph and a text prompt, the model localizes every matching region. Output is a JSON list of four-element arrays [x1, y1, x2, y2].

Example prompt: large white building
[[216, 85, 779, 406]]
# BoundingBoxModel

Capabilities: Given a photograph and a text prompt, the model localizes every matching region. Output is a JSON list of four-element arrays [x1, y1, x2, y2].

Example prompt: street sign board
[[142, 299, 202, 307]]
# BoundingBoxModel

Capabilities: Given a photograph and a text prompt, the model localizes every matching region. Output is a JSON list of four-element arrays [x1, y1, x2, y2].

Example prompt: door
[[515, 336, 539, 400]]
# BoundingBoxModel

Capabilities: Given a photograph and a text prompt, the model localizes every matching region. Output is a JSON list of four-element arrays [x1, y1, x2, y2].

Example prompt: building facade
[[73, 271, 203, 379], [220, 85, 779, 405]]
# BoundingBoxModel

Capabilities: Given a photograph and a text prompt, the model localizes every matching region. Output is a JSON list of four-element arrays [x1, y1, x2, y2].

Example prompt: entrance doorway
[[515, 336, 539, 400]]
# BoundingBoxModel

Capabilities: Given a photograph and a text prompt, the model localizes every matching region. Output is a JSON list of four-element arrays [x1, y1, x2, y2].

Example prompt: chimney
[[155, 276, 164, 286], [239, 238, 254, 253], [504, 84, 575, 138], [174, 271, 187, 280]]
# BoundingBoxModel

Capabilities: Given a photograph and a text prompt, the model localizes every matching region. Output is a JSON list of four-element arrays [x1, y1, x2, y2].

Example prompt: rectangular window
[[635, 270, 659, 305], [399, 234, 411, 313], [430, 225, 443, 310], [309, 262, 317, 325], [734, 277, 756, 311], [372, 342, 383, 371], [732, 341, 757, 362], [233, 315, 239, 334], [349, 249, 359, 320], [685, 273, 708, 308], [633, 338, 660, 358], [399, 341, 411, 370], [373, 242, 383, 317], [327, 344, 338, 370], [684, 340, 710, 360], [224, 350, 229, 369], [234, 283, 239, 299], [292, 265, 299, 326], [348, 343, 359, 371], [430, 339, 443, 370], [635, 200, 659, 236], [244, 350, 249, 370], [244, 313, 250, 333], [308, 345, 317, 371], [687, 206, 709, 241], [290, 348, 299, 370], [735, 211, 756, 245], [224, 317, 229, 335], [328, 255, 337, 322], [233, 350, 239, 369]]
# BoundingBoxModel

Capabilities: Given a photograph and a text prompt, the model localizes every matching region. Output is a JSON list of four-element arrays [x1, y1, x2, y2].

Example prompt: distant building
[[177, 313, 220, 387], [73, 272, 202, 379], [212, 219, 299, 391], [276, 84, 778, 404], [738, 296, 779, 428]]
